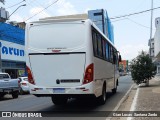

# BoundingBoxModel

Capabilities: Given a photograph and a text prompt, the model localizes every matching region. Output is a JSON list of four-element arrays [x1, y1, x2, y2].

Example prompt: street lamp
[[8, 4, 26, 19]]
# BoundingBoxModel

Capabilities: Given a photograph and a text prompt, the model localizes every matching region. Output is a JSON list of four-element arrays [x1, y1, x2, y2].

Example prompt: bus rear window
[[28, 23, 85, 50]]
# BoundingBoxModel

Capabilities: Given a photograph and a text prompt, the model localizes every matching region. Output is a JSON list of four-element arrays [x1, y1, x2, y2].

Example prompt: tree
[[130, 51, 156, 86]]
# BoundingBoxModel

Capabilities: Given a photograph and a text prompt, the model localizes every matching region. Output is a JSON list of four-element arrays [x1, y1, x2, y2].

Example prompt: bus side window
[[113, 49, 117, 64], [102, 39, 106, 59], [97, 34, 103, 58], [92, 30, 98, 56], [108, 45, 111, 62], [110, 46, 113, 63], [105, 42, 109, 60]]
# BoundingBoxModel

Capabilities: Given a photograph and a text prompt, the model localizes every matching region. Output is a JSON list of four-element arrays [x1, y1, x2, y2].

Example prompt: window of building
[[152, 43, 154, 48]]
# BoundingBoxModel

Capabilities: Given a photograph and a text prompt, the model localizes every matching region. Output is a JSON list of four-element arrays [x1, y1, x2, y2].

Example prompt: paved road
[[0, 75, 133, 120]]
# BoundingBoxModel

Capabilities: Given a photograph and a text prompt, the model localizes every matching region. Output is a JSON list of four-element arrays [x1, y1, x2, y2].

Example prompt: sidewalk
[[111, 75, 160, 120], [132, 75, 160, 120]]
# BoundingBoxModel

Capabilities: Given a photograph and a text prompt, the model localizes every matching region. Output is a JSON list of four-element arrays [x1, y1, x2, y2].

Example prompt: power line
[[26, 0, 49, 18], [33, 0, 54, 15], [111, 18, 128, 22], [6, 0, 26, 9], [111, 17, 156, 30], [25, 0, 59, 22], [110, 6, 160, 19], [126, 18, 152, 29]]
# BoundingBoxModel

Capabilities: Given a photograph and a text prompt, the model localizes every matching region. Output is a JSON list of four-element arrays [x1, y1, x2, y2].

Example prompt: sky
[[1, 0, 160, 61]]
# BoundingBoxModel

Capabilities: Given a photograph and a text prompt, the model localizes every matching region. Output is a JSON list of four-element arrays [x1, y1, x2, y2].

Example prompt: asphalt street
[[0, 75, 133, 120]]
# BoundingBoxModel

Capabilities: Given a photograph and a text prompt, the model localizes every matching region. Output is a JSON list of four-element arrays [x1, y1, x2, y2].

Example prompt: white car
[[18, 77, 29, 94]]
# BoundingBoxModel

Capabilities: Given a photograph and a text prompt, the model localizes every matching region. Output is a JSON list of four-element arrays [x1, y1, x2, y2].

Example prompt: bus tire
[[112, 87, 117, 94], [97, 84, 106, 105], [112, 81, 118, 94], [51, 95, 68, 105]]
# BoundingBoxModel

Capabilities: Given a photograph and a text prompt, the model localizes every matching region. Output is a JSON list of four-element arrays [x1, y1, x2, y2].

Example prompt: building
[[154, 17, 160, 59], [119, 60, 129, 73], [0, 22, 26, 78], [150, 17, 160, 74], [148, 38, 155, 61], [88, 9, 114, 44]]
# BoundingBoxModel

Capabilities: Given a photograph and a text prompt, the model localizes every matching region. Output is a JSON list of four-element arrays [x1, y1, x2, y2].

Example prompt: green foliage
[[130, 51, 156, 85]]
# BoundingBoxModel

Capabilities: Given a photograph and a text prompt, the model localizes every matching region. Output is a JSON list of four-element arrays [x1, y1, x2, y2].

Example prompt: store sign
[[0, 40, 25, 62]]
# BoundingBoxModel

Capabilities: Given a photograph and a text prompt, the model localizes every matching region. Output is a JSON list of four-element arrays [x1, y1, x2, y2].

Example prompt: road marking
[[106, 84, 135, 120], [0, 95, 33, 104], [127, 87, 139, 120]]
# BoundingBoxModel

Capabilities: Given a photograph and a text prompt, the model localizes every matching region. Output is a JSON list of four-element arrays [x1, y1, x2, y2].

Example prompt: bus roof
[[28, 18, 116, 50]]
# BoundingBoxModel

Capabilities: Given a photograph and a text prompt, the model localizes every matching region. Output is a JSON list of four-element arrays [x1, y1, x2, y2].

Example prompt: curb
[[106, 84, 135, 120]]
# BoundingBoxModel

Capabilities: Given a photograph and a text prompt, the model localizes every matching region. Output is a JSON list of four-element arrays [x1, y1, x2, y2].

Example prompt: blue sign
[[0, 42, 24, 57]]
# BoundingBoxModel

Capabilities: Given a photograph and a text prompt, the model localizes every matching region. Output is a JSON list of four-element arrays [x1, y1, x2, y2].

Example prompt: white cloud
[[56, 0, 78, 15], [29, 7, 51, 20], [118, 44, 149, 61], [9, 14, 24, 22], [84, 8, 91, 14]]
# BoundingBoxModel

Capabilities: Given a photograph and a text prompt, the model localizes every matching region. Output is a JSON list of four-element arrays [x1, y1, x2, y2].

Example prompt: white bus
[[25, 19, 121, 105]]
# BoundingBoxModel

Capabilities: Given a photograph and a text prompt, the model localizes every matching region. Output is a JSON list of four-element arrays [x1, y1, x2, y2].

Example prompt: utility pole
[[147, 0, 154, 86], [150, 0, 153, 41], [149, 0, 153, 58]]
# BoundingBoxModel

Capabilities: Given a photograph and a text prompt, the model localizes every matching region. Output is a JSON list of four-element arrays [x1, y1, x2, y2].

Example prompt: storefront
[[0, 22, 25, 78]]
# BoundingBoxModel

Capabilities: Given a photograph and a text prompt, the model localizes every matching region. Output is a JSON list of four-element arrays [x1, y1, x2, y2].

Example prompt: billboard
[[0, 40, 25, 62]]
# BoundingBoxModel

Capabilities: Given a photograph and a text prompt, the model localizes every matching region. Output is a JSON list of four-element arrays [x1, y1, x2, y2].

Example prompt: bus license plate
[[53, 88, 65, 93]]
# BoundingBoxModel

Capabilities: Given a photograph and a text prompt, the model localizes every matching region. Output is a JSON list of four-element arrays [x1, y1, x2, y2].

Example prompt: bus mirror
[[119, 55, 122, 62]]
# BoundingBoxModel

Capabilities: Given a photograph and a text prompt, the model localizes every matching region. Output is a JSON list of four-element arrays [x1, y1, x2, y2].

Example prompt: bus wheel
[[51, 95, 68, 105], [112, 86, 117, 94], [112, 82, 117, 94], [98, 85, 106, 105]]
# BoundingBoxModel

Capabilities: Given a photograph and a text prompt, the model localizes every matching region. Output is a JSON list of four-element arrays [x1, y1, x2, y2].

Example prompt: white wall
[[154, 17, 160, 58]]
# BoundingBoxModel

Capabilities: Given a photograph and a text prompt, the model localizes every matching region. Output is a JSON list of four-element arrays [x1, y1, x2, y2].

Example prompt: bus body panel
[[29, 53, 86, 87], [25, 19, 119, 98], [94, 57, 114, 95]]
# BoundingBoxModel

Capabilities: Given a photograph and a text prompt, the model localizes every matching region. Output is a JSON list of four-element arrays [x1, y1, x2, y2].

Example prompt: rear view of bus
[[25, 19, 97, 105]]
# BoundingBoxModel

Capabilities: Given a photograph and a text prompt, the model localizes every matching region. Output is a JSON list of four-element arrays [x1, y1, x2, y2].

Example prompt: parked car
[[18, 77, 29, 94], [0, 73, 20, 99]]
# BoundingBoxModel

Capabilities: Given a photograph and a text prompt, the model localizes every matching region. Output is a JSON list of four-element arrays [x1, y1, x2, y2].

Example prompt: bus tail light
[[26, 66, 35, 85], [83, 63, 94, 84]]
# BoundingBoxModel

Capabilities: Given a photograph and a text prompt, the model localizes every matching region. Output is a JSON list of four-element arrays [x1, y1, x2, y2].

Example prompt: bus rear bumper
[[28, 82, 97, 97]]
